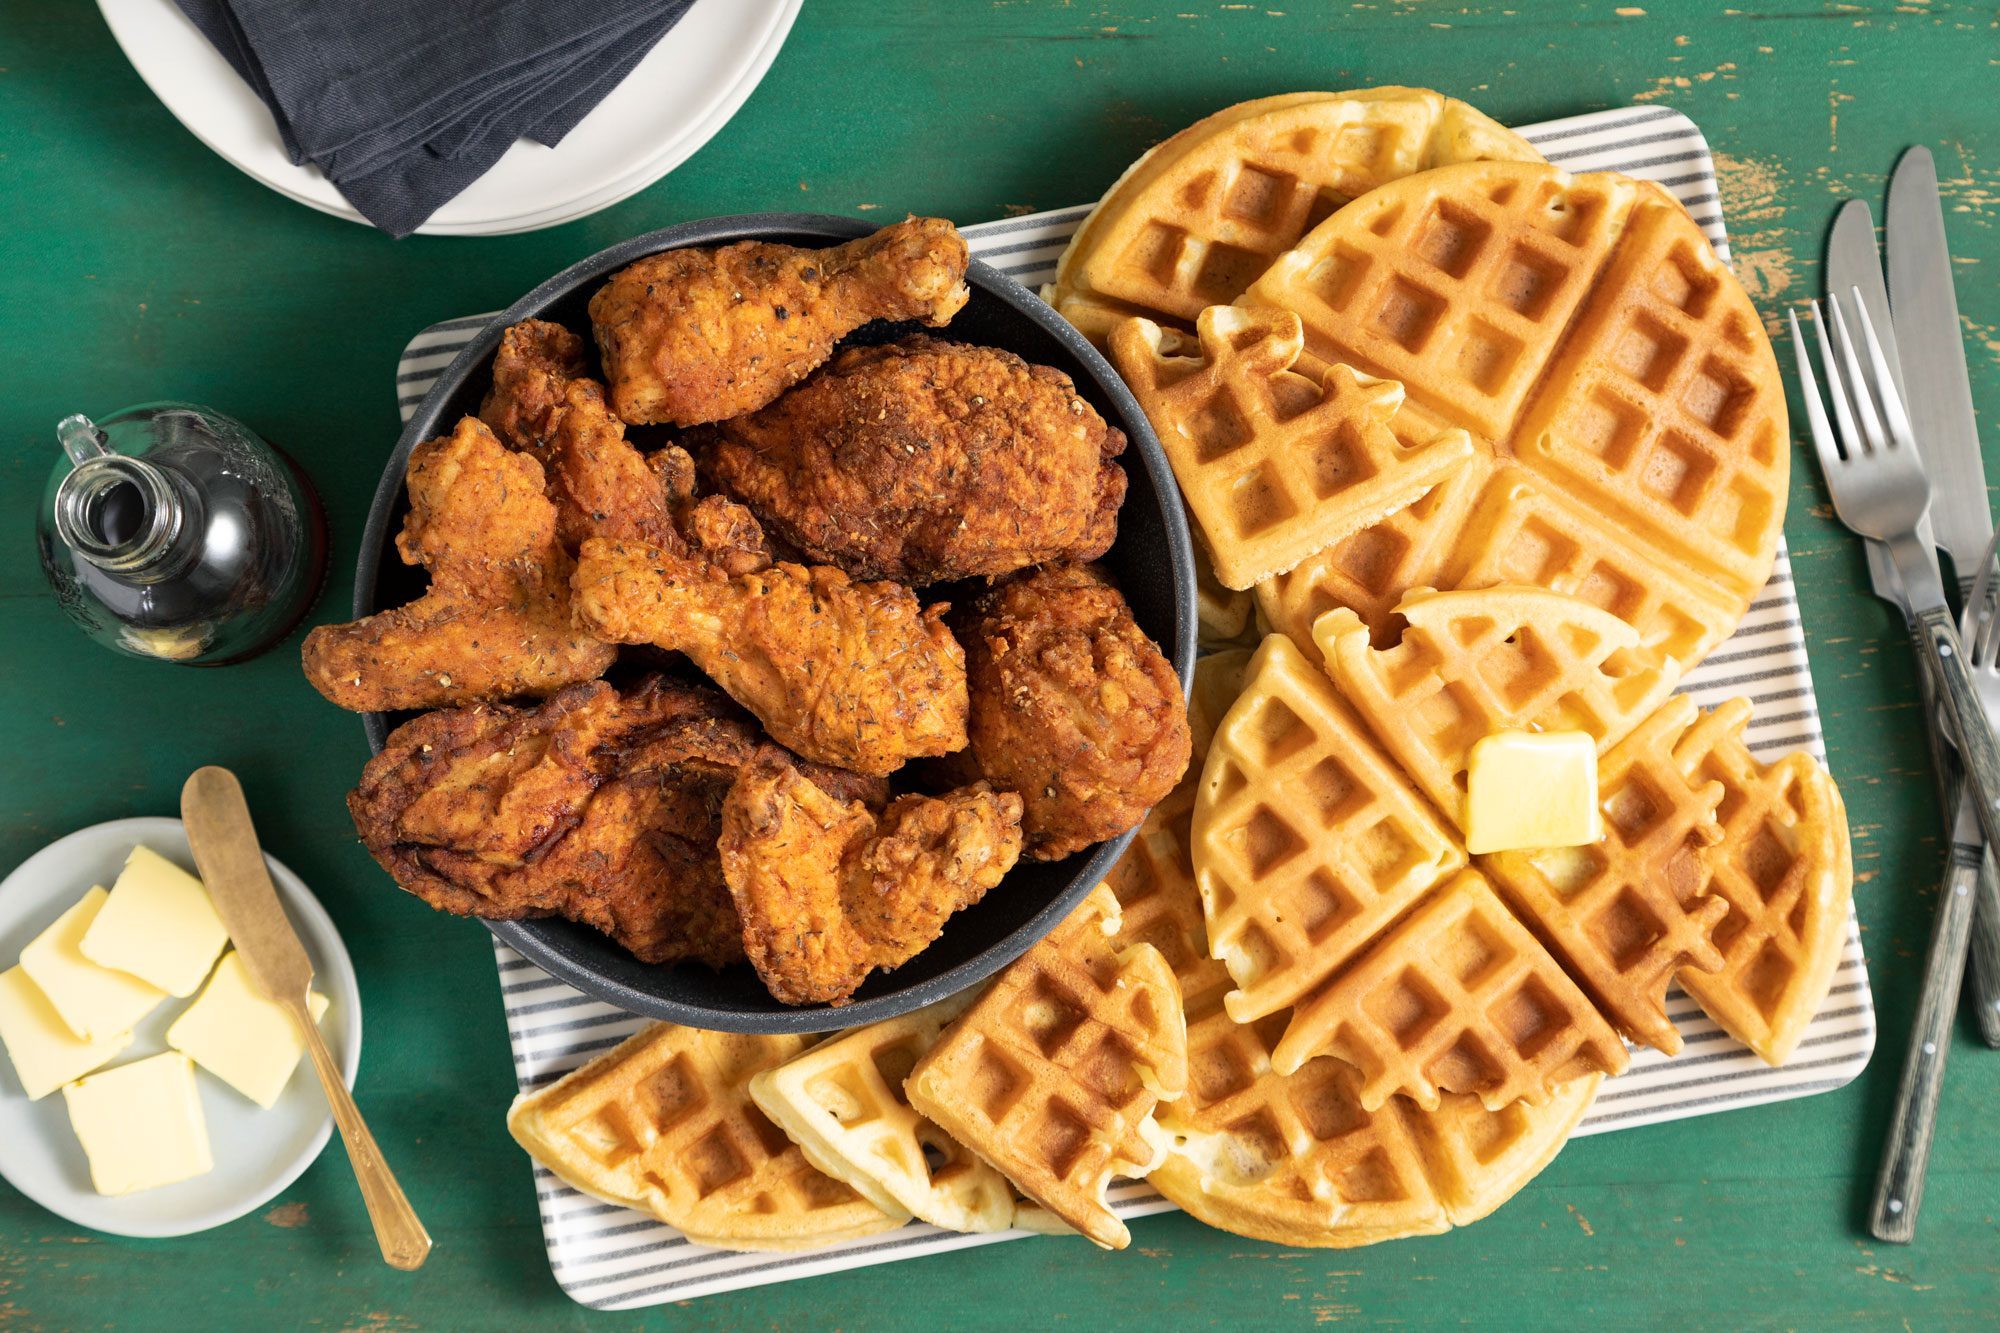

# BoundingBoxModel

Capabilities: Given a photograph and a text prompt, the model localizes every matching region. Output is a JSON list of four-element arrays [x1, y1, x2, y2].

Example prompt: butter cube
[[79, 846, 229, 997], [20, 887, 169, 1041], [0, 967, 133, 1100], [168, 951, 329, 1108], [62, 1051, 214, 1195], [1465, 730, 1602, 855]]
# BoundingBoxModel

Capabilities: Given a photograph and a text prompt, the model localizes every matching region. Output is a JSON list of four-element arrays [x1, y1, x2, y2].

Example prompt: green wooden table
[[3, 1, 1997, 1326]]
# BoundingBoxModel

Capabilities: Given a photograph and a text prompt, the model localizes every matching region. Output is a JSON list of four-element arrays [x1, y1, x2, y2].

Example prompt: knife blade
[[1890, 146, 1988, 590], [1886, 148, 2000, 1049], [1828, 199, 1931, 600]]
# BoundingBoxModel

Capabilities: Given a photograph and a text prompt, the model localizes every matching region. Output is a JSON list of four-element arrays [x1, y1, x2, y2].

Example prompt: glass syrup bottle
[[37, 403, 327, 665]]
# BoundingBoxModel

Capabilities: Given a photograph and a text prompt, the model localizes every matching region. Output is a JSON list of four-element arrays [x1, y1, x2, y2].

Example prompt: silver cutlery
[[1793, 290, 2000, 1242], [1866, 527, 2000, 1242], [1827, 200, 2000, 1049], [1887, 148, 2000, 1048]]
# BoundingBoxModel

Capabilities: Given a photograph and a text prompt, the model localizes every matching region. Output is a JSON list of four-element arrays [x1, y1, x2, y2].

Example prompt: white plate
[[96, 0, 803, 236], [0, 817, 360, 1238]]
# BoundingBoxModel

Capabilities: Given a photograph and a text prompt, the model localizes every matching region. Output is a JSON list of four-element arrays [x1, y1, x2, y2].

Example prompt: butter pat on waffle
[[1313, 585, 1681, 831], [1109, 305, 1476, 591], [1193, 633, 1464, 1024], [1670, 698, 1853, 1065], [1045, 88, 1542, 342], [1273, 868, 1628, 1105], [508, 1025, 900, 1251], [1481, 693, 1728, 1054], [749, 996, 1015, 1234], [905, 884, 1187, 1249], [1238, 159, 1787, 609]]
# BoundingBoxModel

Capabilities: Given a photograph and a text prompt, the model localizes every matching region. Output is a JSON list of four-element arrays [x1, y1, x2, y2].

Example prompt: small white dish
[[96, 0, 803, 237], [0, 817, 359, 1238]]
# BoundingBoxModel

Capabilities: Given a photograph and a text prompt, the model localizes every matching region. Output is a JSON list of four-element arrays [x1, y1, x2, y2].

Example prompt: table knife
[[1828, 199, 2000, 1046], [1888, 146, 2000, 1048], [181, 767, 433, 1270]]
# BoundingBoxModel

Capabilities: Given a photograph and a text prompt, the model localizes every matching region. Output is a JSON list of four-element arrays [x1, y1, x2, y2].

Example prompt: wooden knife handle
[[295, 999, 432, 1270]]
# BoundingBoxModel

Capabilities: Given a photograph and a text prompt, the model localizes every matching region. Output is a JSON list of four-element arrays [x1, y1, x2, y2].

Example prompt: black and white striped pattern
[[393, 106, 1874, 1310]]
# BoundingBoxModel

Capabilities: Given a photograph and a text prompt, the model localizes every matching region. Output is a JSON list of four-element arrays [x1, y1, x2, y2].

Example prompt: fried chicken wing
[[588, 216, 971, 427], [482, 326, 775, 573], [949, 563, 1190, 860], [544, 378, 682, 551], [693, 336, 1127, 584], [301, 417, 615, 712], [719, 754, 1023, 1005], [572, 538, 969, 776], [350, 677, 885, 965], [479, 318, 586, 455]]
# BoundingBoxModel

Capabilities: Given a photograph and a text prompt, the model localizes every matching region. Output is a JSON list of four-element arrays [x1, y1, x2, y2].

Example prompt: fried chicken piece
[[350, 677, 885, 965], [301, 417, 615, 712], [588, 216, 971, 426], [486, 336, 776, 574], [479, 318, 586, 455], [572, 538, 969, 776], [693, 336, 1127, 585], [949, 563, 1190, 861], [719, 754, 1023, 1005], [544, 378, 682, 551]]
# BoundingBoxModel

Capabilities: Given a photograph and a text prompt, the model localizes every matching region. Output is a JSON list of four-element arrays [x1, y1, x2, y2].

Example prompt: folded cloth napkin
[[172, 0, 696, 236]]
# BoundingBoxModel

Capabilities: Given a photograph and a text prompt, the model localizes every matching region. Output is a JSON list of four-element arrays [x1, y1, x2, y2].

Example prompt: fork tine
[[1847, 286, 1918, 449], [1827, 294, 1890, 455], [1788, 307, 1849, 479], [1808, 299, 1862, 463]]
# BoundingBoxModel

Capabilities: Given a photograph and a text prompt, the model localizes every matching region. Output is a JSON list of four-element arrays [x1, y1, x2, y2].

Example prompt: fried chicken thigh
[[588, 216, 970, 426], [571, 538, 969, 776], [350, 677, 885, 965], [694, 337, 1127, 584], [301, 417, 615, 712], [719, 754, 1023, 1005], [948, 563, 1190, 860]]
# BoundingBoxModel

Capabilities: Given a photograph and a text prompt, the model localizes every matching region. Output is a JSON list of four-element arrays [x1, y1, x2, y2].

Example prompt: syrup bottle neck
[[52, 414, 202, 582]]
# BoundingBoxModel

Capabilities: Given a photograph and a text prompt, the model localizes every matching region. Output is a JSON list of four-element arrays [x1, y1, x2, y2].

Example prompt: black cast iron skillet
[[355, 213, 1196, 1033]]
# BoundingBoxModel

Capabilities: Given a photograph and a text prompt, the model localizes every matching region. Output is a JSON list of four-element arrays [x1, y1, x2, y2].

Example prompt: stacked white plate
[[97, 0, 803, 236]]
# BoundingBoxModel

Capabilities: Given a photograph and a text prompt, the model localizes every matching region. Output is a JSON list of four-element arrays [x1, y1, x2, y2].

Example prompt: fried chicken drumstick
[[571, 538, 969, 776], [301, 417, 615, 712], [693, 336, 1127, 585], [350, 676, 885, 965], [948, 562, 1190, 860], [719, 754, 1023, 1005], [589, 216, 970, 427]]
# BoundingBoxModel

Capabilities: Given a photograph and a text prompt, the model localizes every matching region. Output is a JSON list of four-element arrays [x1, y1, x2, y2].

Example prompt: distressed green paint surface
[[1, 0, 1997, 1327]]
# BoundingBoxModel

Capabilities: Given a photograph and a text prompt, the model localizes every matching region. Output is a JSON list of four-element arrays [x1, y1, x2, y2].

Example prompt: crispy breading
[[301, 417, 615, 712], [719, 754, 1024, 1005], [479, 318, 586, 455], [693, 336, 1127, 585], [950, 563, 1190, 860], [571, 538, 969, 776], [349, 677, 885, 966], [589, 216, 970, 427]]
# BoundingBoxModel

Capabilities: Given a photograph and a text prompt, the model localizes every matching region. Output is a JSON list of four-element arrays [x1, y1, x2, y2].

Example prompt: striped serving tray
[[391, 104, 1875, 1310]]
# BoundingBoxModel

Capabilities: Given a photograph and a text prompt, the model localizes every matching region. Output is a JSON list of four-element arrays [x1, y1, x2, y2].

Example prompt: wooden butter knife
[[181, 766, 432, 1270]]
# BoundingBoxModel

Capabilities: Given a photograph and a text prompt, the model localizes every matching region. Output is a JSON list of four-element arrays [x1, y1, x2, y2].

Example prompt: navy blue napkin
[[172, 0, 695, 237]]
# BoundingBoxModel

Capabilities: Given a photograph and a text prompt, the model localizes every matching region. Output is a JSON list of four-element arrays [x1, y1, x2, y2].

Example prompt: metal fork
[[1796, 290, 2000, 1240], [1869, 524, 2000, 1241], [1791, 290, 2000, 857]]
